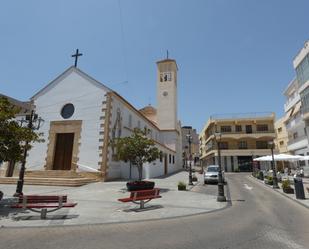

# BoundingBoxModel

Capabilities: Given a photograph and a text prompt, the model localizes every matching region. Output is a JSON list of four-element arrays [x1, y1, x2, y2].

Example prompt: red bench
[[11, 195, 77, 219], [118, 188, 161, 209]]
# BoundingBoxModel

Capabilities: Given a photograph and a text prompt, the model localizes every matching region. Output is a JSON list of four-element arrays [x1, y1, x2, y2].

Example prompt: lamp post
[[186, 132, 193, 186], [214, 132, 226, 202], [14, 110, 43, 197], [268, 141, 279, 189]]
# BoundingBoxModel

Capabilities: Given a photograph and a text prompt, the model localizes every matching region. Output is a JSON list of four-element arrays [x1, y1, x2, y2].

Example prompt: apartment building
[[199, 113, 277, 172], [283, 78, 308, 163], [274, 117, 288, 154], [295, 41, 309, 147]]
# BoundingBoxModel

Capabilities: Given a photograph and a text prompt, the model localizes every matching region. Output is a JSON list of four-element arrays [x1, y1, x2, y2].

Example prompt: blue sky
[[0, 0, 308, 132]]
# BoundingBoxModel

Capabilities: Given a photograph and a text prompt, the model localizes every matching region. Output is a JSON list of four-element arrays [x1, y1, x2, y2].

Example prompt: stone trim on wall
[[100, 93, 112, 179], [44, 120, 82, 171]]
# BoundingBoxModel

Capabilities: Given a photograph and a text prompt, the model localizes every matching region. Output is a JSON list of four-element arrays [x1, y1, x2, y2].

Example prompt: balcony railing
[[209, 112, 274, 120], [206, 130, 275, 137], [206, 145, 270, 152], [287, 135, 308, 146], [220, 130, 275, 134], [284, 94, 300, 112]]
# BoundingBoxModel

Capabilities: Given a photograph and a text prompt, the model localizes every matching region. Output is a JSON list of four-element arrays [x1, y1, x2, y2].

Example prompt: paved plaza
[[1, 173, 309, 249], [0, 170, 227, 227]]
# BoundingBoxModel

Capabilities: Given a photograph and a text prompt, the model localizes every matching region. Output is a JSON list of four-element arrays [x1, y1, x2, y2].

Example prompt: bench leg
[[140, 200, 145, 209], [41, 208, 47, 219]]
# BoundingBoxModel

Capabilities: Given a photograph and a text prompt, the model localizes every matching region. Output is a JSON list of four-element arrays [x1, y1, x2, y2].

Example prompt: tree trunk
[[138, 163, 143, 181]]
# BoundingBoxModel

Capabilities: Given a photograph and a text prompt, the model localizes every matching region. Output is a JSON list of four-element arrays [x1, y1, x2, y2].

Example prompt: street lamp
[[14, 110, 43, 197], [268, 141, 279, 189], [186, 132, 193, 186], [214, 132, 226, 202]]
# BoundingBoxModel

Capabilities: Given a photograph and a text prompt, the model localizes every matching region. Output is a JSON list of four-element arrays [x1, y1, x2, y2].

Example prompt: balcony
[[220, 131, 276, 140], [285, 115, 303, 130], [284, 94, 300, 112], [206, 144, 271, 151], [287, 135, 308, 146], [287, 137, 308, 152], [202, 149, 273, 159], [204, 131, 275, 144], [302, 105, 309, 121], [209, 112, 274, 120]]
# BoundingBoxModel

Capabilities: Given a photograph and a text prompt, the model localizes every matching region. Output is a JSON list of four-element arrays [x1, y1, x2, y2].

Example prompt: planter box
[[264, 179, 273, 185], [126, 181, 155, 191], [259, 172, 264, 181], [178, 185, 186, 191], [283, 187, 294, 194]]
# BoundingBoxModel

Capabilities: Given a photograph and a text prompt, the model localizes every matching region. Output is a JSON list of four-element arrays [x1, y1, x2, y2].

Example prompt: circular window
[[61, 103, 75, 119], [163, 91, 168, 97]]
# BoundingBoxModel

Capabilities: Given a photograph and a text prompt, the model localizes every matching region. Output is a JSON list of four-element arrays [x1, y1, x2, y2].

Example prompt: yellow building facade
[[274, 117, 288, 154], [199, 113, 277, 172]]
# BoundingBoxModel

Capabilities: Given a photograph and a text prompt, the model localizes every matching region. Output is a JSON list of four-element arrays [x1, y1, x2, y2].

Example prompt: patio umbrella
[[253, 154, 304, 162], [253, 155, 272, 161], [298, 155, 309, 161]]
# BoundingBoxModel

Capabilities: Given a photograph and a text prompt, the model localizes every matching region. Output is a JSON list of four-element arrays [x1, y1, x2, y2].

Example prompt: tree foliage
[[0, 97, 43, 163], [116, 128, 160, 181]]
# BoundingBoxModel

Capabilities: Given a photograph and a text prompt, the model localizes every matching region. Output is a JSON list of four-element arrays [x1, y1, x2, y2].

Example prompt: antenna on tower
[[166, 50, 169, 59]]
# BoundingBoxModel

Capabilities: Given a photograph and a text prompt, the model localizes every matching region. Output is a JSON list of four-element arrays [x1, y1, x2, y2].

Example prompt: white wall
[[27, 70, 107, 172], [106, 95, 182, 180]]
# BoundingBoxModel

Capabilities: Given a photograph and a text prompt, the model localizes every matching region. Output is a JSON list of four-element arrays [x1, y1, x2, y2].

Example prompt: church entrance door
[[53, 133, 74, 170]]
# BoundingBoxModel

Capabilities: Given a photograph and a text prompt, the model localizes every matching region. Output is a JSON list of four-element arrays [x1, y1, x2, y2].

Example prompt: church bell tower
[[156, 57, 178, 130]]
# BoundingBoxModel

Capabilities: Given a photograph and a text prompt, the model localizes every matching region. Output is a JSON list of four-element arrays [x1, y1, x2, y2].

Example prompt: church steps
[[25, 170, 84, 178], [0, 176, 100, 187]]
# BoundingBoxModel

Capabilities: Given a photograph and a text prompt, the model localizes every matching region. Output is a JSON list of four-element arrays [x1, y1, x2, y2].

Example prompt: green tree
[[0, 97, 42, 163], [116, 128, 160, 181]]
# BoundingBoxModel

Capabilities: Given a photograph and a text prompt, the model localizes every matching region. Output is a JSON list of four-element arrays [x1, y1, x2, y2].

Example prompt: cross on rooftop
[[71, 49, 83, 67]]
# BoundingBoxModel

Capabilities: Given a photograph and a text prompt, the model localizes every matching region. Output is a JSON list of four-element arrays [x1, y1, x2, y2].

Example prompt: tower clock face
[[163, 91, 168, 97]]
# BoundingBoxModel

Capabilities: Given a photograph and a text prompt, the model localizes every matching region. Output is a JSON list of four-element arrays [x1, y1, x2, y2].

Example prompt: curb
[[248, 176, 309, 210]]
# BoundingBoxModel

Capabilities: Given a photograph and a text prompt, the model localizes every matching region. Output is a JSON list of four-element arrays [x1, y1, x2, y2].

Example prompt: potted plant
[[126, 180, 155, 191], [282, 179, 294, 194], [264, 176, 273, 185], [116, 128, 160, 191], [192, 173, 198, 182], [178, 181, 186, 191], [258, 171, 264, 181]]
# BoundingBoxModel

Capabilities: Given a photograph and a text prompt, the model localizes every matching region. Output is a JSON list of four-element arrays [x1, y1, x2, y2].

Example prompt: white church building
[[0, 57, 183, 184]]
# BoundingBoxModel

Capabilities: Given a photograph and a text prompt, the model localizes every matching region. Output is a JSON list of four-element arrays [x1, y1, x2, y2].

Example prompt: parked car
[[204, 165, 225, 184]]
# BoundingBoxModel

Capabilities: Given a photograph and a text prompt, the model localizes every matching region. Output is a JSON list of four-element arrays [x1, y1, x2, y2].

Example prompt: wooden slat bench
[[11, 195, 77, 219], [118, 188, 161, 209]]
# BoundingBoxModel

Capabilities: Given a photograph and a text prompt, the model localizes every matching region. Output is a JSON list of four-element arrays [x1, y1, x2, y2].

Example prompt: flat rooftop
[[209, 112, 275, 121]]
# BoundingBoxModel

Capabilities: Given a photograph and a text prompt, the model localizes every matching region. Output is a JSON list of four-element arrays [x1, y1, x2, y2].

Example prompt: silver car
[[204, 165, 225, 184]]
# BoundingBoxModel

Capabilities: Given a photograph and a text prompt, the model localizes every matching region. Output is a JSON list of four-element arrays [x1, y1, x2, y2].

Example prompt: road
[[1, 173, 309, 249]]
